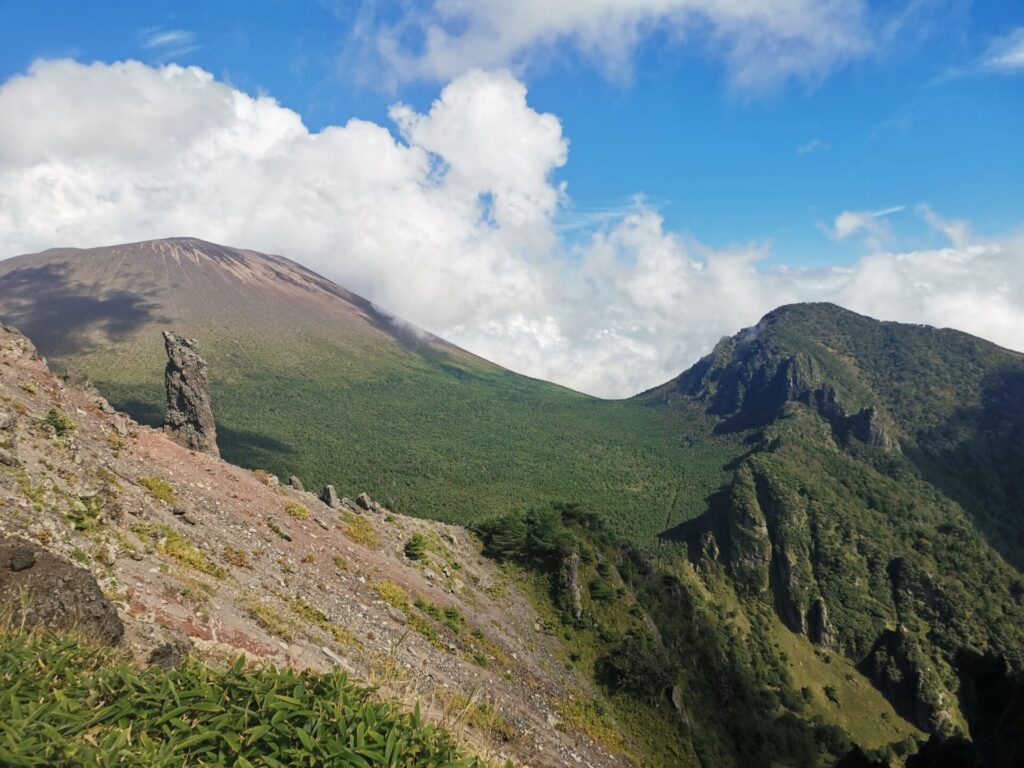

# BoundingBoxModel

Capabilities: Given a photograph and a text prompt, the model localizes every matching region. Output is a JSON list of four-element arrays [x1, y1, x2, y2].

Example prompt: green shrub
[[45, 408, 75, 435], [404, 533, 429, 560], [595, 632, 678, 701], [443, 606, 463, 634], [588, 578, 616, 603]]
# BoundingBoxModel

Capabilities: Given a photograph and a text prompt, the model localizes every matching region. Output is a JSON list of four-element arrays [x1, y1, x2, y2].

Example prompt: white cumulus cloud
[[828, 205, 904, 249], [0, 59, 1022, 398]]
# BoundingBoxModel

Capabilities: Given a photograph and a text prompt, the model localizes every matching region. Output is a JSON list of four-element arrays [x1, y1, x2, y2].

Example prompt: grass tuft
[[138, 475, 176, 505]]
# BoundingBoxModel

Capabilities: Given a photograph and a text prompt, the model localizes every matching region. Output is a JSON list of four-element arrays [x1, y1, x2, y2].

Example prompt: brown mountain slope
[[0, 236, 479, 373]]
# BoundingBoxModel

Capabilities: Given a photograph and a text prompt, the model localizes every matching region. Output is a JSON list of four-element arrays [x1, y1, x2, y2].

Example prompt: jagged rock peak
[[162, 331, 219, 457]]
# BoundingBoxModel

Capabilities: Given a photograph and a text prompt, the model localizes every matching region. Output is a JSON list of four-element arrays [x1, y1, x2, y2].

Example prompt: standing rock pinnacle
[[162, 331, 219, 457]]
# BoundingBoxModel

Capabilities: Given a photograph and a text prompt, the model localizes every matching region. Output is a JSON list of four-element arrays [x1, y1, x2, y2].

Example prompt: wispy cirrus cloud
[[980, 27, 1024, 73], [933, 26, 1024, 82], [343, 0, 876, 93], [139, 28, 199, 61], [796, 138, 829, 156]]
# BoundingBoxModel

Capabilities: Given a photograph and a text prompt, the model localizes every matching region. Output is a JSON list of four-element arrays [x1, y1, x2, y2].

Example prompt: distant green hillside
[[649, 301, 1024, 567], [100, 350, 739, 544], [642, 302, 1024, 751]]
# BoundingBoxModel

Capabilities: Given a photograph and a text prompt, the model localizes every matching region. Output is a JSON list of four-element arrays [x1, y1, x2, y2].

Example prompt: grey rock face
[[0, 537, 123, 645], [725, 466, 772, 595], [698, 530, 720, 564], [321, 485, 340, 508], [162, 332, 219, 457], [559, 549, 584, 621], [62, 367, 99, 395], [848, 406, 899, 451], [808, 596, 835, 647], [288, 475, 304, 492]]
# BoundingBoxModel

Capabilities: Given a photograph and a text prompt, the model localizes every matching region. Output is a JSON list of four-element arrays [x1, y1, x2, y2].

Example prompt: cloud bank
[[1, 59, 1021, 397]]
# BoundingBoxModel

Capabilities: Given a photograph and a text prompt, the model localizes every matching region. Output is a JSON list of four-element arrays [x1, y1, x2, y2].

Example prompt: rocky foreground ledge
[[0, 323, 623, 768]]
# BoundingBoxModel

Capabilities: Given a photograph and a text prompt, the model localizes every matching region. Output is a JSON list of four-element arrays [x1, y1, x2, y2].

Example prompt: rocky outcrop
[[62, 367, 99, 396], [288, 475, 304, 492], [0, 537, 123, 645], [808, 597, 835, 647], [846, 406, 899, 451], [772, 549, 809, 635], [559, 549, 584, 621], [725, 466, 772, 595], [860, 628, 956, 734], [696, 530, 720, 569], [162, 332, 219, 457], [321, 485, 340, 508], [0, 323, 38, 361], [0, 406, 17, 467]]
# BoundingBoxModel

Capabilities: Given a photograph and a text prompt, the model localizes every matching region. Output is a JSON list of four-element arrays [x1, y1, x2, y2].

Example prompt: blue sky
[[3, 0, 1020, 266], [0, 1, 1022, 395]]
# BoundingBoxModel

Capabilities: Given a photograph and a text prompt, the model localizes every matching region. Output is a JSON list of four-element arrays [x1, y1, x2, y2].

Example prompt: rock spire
[[162, 331, 219, 457]]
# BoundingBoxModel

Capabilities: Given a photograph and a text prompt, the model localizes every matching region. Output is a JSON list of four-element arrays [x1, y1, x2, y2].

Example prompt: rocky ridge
[[0, 323, 624, 768]]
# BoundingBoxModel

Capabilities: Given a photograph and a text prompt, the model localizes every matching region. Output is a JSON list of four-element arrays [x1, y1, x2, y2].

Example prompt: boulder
[[321, 485, 340, 508], [288, 475, 304, 492], [147, 631, 194, 670], [162, 331, 219, 457], [62, 367, 99, 396], [0, 446, 17, 467], [0, 537, 123, 645], [355, 492, 372, 511]]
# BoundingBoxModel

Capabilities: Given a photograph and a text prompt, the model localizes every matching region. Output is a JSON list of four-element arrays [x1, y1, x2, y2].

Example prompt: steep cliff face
[[723, 465, 772, 596], [655, 305, 1024, 740]]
